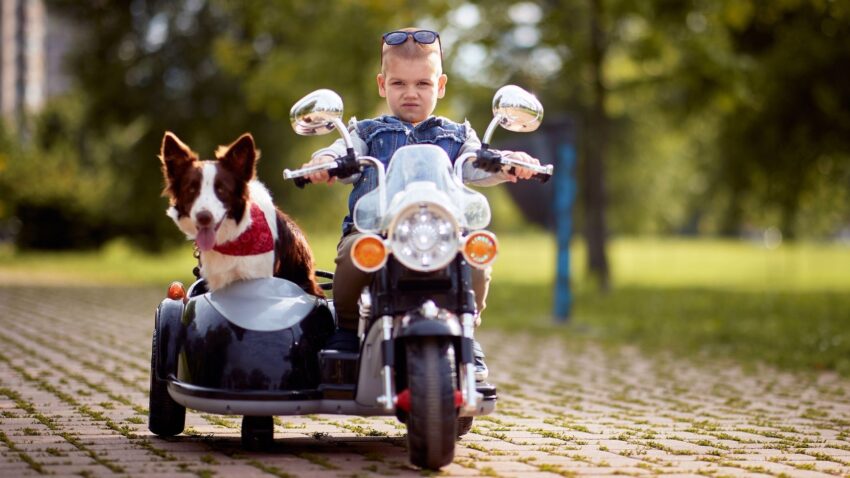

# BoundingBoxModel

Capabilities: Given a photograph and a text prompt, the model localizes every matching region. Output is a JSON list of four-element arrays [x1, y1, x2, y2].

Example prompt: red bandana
[[212, 203, 275, 256]]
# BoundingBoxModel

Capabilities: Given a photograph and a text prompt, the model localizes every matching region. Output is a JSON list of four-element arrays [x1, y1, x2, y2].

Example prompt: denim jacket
[[312, 115, 508, 235], [344, 116, 469, 234]]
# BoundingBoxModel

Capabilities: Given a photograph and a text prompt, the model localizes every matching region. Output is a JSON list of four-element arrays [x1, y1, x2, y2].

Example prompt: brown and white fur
[[159, 131, 322, 295]]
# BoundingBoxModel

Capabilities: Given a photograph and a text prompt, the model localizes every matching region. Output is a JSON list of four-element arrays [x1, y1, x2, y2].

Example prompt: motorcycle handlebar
[[472, 148, 554, 183], [283, 149, 361, 189]]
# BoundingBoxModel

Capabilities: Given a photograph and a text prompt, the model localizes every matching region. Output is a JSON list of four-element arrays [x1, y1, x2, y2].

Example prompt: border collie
[[159, 131, 322, 295]]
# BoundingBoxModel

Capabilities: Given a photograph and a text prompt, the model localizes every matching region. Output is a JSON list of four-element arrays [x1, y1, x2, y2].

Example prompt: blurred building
[[0, 0, 72, 120]]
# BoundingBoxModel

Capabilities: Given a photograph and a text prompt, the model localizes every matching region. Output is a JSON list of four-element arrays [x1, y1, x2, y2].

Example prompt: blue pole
[[554, 142, 576, 322]]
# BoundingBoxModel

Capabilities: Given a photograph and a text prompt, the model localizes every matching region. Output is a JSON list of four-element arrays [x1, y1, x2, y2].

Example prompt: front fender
[[395, 316, 462, 338], [154, 298, 184, 381]]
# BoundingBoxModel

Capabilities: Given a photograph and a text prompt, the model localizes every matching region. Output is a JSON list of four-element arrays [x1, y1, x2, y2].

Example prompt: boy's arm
[[308, 119, 367, 184]]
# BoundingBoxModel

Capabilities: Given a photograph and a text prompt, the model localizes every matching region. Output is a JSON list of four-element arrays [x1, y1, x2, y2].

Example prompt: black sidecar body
[[149, 276, 497, 450]]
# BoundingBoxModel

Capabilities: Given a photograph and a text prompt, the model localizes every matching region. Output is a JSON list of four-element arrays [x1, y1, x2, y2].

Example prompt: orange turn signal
[[462, 231, 498, 269], [350, 234, 388, 272], [167, 281, 186, 301]]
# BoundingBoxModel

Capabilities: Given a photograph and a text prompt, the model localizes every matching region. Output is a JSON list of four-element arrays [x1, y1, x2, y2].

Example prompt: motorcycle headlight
[[388, 203, 459, 272]]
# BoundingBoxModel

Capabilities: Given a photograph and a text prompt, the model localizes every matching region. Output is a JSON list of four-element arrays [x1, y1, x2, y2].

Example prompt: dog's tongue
[[195, 227, 216, 251]]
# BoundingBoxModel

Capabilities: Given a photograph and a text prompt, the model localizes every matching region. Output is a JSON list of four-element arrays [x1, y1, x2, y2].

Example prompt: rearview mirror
[[482, 85, 543, 145], [290, 89, 344, 136], [492, 85, 543, 132]]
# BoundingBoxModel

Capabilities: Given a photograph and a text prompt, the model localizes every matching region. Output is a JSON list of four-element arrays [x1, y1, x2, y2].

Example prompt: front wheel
[[405, 337, 457, 470]]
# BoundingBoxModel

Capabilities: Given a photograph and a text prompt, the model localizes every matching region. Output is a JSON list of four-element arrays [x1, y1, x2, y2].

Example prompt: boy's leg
[[470, 266, 492, 381], [470, 266, 492, 325], [325, 232, 372, 352]]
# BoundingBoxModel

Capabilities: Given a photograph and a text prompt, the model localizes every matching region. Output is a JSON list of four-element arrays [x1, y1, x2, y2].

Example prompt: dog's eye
[[215, 185, 225, 194]]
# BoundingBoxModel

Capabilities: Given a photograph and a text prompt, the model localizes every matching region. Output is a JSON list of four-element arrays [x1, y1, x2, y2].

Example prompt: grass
[[488, 235, 850, 375], [1, 233, 849, 374]]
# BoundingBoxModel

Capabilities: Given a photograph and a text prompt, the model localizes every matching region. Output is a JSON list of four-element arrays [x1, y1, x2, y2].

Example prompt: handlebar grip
[[507, 166, 552, 184], [532, 172, 552, 183], [333, 150, 361, 179], [293, 176, 312, 188], [473, 148, 503, 173]]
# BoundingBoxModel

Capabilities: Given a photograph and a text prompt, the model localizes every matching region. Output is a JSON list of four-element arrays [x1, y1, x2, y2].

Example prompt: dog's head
[[159, 131, 260, 251]]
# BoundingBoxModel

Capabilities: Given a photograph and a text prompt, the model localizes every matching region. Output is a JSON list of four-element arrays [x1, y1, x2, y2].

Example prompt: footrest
[[319, 349, 358, 385], [477, 382, 497, 401]]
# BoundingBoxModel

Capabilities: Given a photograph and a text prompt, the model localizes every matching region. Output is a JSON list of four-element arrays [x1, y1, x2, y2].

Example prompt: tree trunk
[[582, 0, 610, 291]]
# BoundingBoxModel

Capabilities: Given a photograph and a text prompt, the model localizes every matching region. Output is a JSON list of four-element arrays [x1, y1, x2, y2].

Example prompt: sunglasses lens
[[412, 31, 438, 44], [384, 31, 408, 45]]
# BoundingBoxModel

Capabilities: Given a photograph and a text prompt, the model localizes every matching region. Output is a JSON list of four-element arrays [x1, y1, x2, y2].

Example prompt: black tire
[[148, 330, 185, 436], [241, 416, 274, 451], [405, 337, 457, 470], [456, 417, 474, 437]]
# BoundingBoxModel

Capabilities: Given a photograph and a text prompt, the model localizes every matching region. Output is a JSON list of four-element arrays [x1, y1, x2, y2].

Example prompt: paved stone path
[[1, 285, 849, 477]]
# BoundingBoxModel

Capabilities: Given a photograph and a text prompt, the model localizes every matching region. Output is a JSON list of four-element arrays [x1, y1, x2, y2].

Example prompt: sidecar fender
[[154, 298, 184, 381]]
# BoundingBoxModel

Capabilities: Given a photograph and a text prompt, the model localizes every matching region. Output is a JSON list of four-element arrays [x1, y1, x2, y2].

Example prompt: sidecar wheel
[[405, 337, 457, 470], [456, 417, 474, 437], [148, 331, 185, 437], [241, 416, 274, 451]]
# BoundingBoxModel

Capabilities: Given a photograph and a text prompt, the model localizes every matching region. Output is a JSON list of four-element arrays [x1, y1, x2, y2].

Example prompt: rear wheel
[[241, 416, 274, 450], [405, 337, 457, 470], [148, 330, 185, 436]]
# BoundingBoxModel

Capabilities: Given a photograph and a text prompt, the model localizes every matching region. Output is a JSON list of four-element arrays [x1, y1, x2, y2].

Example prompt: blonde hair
[[381, 28, 443, 74]]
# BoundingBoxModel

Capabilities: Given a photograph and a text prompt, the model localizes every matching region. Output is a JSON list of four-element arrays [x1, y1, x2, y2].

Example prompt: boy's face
[[377, 56, 447, 125]]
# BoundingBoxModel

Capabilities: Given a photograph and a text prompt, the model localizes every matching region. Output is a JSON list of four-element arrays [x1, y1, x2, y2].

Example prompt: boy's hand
[[501, 151, 541, 183], [303, 154, 337, 185]]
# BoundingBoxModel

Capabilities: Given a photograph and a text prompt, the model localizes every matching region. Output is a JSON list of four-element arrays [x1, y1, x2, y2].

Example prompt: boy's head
[[377, 28, 447, 125]]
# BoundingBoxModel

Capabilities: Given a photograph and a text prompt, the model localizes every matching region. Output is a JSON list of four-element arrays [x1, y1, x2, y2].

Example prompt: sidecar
[[149, 276, 497, 450], [148, 277, 357, 448]]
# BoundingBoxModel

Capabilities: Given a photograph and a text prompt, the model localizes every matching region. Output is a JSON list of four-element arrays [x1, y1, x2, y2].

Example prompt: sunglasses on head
[[382, 30, 440, 46]]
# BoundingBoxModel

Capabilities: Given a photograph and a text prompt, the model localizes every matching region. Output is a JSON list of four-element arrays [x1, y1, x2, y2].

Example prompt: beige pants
[[332, 232, 491, 330]]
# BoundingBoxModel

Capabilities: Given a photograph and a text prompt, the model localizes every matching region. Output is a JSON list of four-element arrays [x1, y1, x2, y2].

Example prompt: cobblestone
[[1, 285, 849, 477]]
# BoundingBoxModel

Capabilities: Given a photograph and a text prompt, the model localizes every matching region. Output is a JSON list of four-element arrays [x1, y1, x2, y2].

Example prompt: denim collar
[[378, 115, 444, 131]]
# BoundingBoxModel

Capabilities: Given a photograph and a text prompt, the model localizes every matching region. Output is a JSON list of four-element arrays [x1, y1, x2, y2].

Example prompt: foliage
[[2, 0, 848, 250], [19, 0, 466, 249], [0, 95, 145, 248], [713, 1, 850, 237], [459, 0, 850, 238]]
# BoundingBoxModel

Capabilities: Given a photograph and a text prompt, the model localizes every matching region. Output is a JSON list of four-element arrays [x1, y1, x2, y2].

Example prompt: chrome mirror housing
[[290, 89, 344, 136], [482, 85, 544, 144], [493, 85, 543, 132]]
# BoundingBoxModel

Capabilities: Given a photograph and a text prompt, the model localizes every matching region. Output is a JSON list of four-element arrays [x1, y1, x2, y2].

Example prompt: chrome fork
[[375, 315, 395, 411]]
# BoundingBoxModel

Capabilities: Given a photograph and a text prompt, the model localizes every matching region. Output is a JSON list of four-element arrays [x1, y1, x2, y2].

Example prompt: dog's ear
[[216, 133, 258, 182], [160, 132, 197, 186]]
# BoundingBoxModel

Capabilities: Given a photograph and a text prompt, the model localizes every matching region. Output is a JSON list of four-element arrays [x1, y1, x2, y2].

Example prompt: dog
[[159, 131, 322, 295]]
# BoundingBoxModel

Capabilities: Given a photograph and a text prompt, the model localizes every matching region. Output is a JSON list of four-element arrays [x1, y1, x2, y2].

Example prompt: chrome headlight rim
[[387, 202, 460, 272]]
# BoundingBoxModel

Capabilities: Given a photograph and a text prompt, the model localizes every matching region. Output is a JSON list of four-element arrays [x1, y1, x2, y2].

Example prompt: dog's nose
[[196, 210, 213, 227]]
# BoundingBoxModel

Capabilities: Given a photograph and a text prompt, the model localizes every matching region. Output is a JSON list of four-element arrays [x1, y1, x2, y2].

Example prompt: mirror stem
[[481, 115, 502, 147], [332, 117, 354, 150]]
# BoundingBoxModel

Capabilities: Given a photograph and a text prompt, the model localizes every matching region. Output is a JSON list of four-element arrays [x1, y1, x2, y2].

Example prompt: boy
[[302, 28, 540, 381]]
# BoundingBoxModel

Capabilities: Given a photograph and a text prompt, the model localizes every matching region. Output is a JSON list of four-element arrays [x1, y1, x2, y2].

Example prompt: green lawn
[[489, 235, 850, 375], [2, 234, 849, 374]]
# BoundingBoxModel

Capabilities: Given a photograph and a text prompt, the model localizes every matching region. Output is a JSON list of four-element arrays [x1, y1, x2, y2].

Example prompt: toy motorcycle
[[148, 85, 551, 470]]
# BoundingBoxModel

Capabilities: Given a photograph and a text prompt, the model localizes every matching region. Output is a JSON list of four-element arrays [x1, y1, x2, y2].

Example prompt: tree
[[715, 0, 850, 237], [459, 0, 632, 290], [23, 0, 450, 249]]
